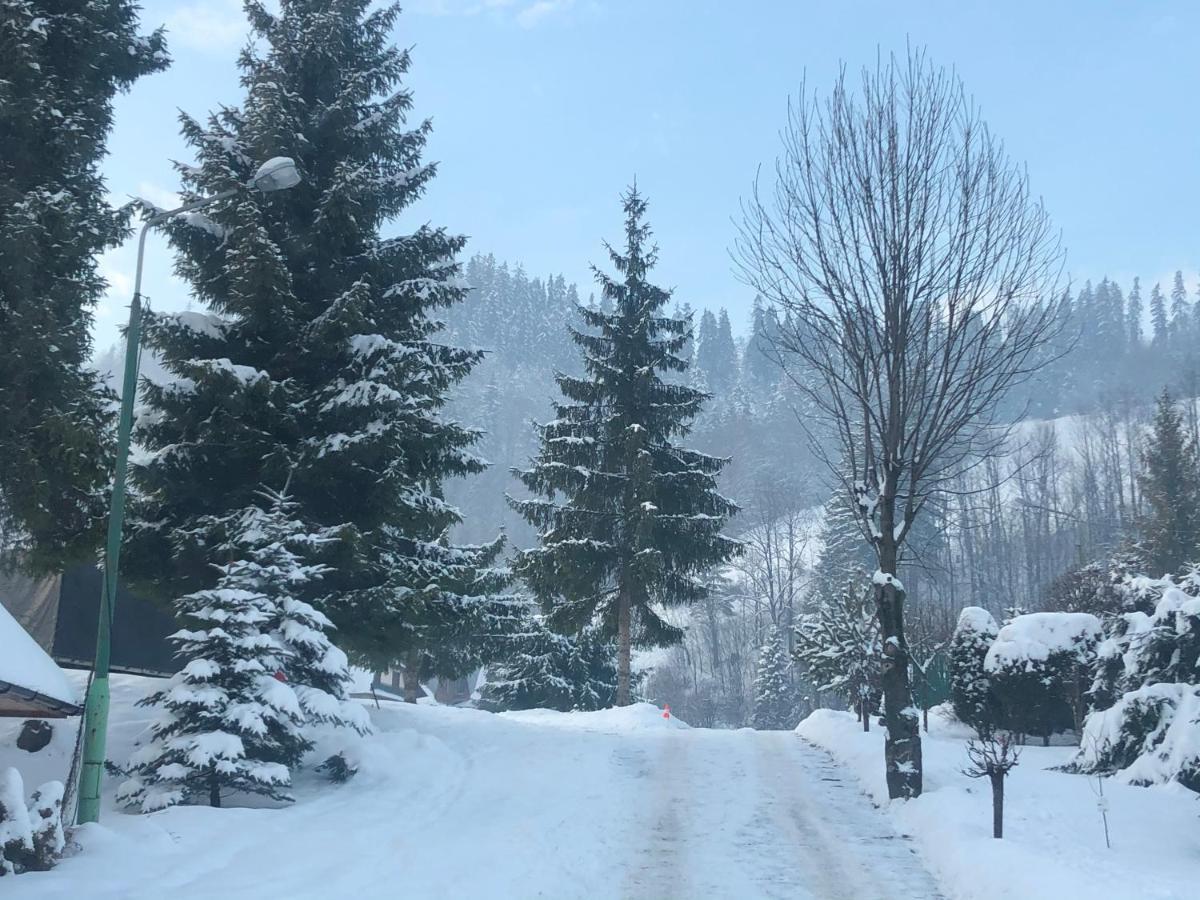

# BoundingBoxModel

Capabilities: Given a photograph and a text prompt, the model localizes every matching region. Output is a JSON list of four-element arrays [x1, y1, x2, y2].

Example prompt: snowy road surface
[[4, 679, 942, 899], [621, 729, 940, 899]]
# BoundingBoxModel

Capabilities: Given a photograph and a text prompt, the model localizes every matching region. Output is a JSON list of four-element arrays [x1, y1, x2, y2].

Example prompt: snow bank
[[798, 707, 1199, 900], [0, 603, 78, 707], [984, 611, 1101, 671]]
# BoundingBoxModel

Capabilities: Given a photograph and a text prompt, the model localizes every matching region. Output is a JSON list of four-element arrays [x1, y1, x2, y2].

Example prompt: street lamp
[[75, 157, 302, 825]]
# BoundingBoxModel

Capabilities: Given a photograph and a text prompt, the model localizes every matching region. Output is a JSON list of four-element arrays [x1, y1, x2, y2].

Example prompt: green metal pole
[[73, 186, 267, 824], [76, 286, 143, 825]]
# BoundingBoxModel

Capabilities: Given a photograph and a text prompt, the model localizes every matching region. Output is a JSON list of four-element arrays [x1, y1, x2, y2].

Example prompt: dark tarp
[[1, 565, 177, 676]]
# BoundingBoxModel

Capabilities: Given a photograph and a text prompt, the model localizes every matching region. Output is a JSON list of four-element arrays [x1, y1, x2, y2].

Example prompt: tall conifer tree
[[1150, 283, 1169, 347], [1127, 277, 1143, 347], [128, 0, 503, 672], [1138, 389, 1200, 575], [511, 187, 738, 705], [0, 1, 166, 569]]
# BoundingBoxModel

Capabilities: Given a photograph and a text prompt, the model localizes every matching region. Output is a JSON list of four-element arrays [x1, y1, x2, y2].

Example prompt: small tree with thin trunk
[[752, 625, 795, 729], [794, 581, 881, 731], [736, 49, 1063, 798], [963, 731, 1021, 838]]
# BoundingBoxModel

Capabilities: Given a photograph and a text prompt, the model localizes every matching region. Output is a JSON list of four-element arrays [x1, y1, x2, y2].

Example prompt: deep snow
[[797, 707, 1200, 900], [2, 673, 939, 899]]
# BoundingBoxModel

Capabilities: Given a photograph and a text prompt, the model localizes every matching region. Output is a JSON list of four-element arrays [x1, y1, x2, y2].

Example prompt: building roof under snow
[[0, 600, 81, 718]]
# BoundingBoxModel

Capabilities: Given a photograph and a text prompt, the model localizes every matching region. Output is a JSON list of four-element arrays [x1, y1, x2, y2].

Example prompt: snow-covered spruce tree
[[0, 1, 165, 570], [808, 488, 874, 603], [793, 583, 882, 731], [388, 536, 525, 703], [1044, 549, 1143, 618], [232, 489, 369, 743], [752, 625, 794, 729], [510, 187, 738, 706], [126, 1, 503, 674], [1087, 573, 1158, 712], [1137, 389, 1200, 576], [118, 558, 304, 811], [948, 607, 1000, 734], [1073, 570, 1200, 790], [479, 609, 618, 713]]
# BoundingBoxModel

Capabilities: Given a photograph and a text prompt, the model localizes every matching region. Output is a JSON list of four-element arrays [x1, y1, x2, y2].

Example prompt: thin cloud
[[516, 0, 574, 28], [166, 0, 247, 51]]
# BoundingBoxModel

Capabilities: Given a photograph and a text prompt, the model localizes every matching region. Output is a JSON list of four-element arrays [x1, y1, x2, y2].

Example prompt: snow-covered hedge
[[948, 606, 999, 734], [984, 612, 1100, 741], [1072, 572, 1200, 791]]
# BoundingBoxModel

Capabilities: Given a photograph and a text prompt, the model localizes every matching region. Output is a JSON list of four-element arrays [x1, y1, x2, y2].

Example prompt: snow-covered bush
[[1076, 684, 1200, 791], [985, 612, 1101, 743], [1073, 571, 1200, 790], [0, 768, 31, 876], [317, 751, 358, 784], [752, 626, 795, 729], [23, 782, 63, 872], [1087, 574, 1161, 712], [0, 770, 64, 876], [948, 607, 1000, 734]]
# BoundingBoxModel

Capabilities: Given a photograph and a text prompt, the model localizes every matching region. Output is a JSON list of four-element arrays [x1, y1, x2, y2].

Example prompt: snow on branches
[[1073, 570, 1200, 790], [119, 489, 366, 812]]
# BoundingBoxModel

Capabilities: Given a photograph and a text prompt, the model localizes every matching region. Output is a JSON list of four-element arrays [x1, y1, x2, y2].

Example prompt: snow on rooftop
[[984, 611, 1101, 671], [0, 602, 79, 707]]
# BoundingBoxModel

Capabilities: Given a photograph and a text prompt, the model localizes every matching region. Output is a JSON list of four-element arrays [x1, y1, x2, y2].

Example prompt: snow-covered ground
[[2, 673, 939, 899], [797, 707, 1199, 900]]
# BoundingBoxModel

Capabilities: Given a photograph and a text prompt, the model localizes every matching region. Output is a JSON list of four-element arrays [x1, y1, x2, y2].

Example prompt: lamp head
[[252, 156, 301, 193]]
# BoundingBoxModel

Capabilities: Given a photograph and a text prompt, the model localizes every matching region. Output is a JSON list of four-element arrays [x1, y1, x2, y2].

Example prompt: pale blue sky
[[93, 0, 1200, 353]]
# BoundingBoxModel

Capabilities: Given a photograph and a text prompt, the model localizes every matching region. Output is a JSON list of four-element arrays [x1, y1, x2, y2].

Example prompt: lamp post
[[75, 157, 301, 825]]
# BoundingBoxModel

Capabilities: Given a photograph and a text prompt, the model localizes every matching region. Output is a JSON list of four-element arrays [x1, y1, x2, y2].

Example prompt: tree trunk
[[403, 649, 421, 704], [876, 559, 922, 799], [990, 771, 1004, 839], [209, 773, 221, 809], [860, 698, 870, 732], [617, 584, 632, 706]]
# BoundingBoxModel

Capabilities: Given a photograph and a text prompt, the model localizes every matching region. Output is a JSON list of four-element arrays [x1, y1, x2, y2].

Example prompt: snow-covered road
[[622, 728, 941, 899], [4, 680, 942, 899]]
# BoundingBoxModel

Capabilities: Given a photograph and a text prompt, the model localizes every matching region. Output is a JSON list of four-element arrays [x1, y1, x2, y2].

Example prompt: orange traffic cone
[[662, 705, 671, 719]]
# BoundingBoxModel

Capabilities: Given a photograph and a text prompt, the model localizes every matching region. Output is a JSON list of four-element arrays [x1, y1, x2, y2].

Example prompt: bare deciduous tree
[[736, 49, 1064, 798], [963, 731, 1022, 839]]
